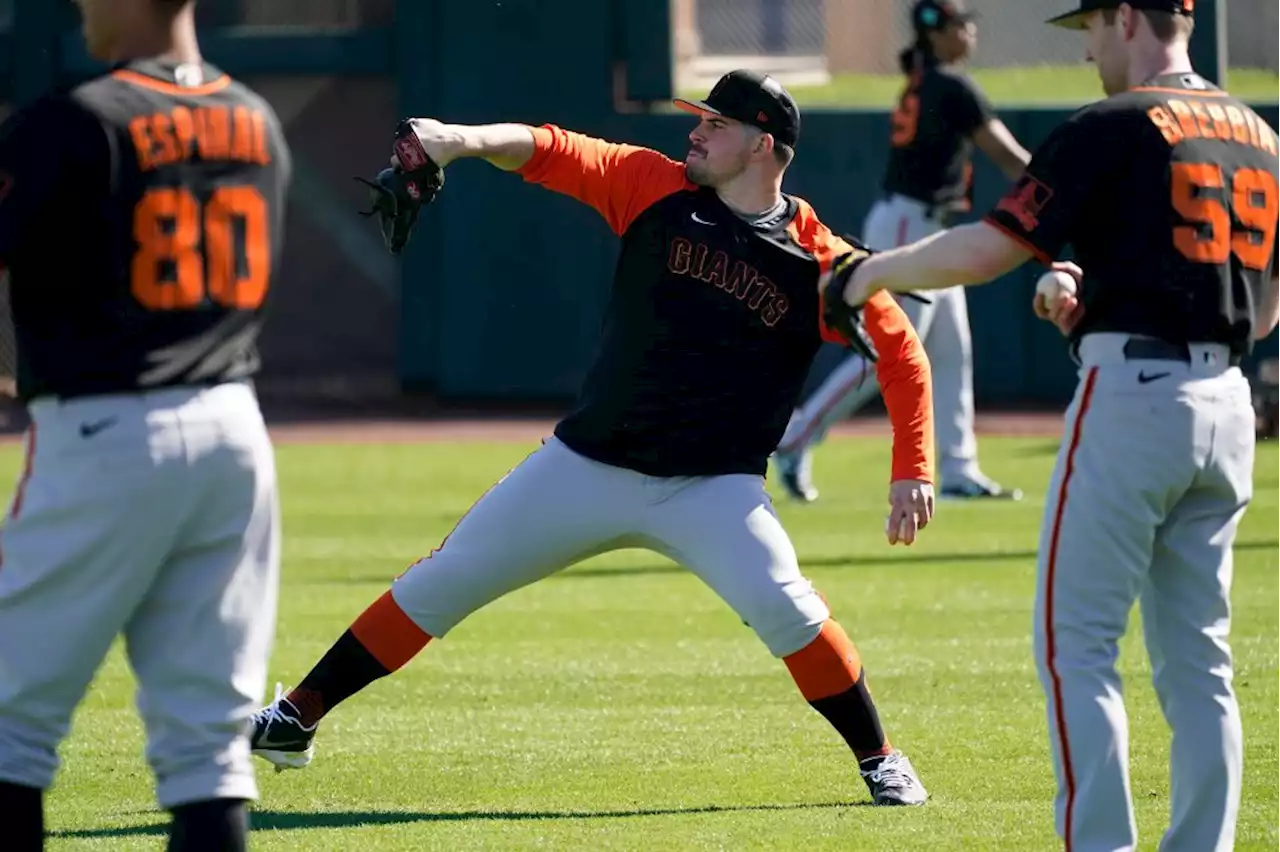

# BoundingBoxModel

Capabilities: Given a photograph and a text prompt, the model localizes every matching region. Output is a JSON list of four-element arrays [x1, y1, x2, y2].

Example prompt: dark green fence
[[4, 0, 1273, 408]]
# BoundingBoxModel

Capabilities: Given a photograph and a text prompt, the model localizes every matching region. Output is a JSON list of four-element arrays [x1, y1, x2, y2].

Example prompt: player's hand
[[1033, 261, 1085, 336], [391, 118, 465, 169], [885, 479, 934, 546]]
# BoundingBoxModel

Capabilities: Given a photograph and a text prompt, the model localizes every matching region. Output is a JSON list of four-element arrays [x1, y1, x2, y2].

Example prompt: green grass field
[[19, 434, 1279, 850], [682, 65, 1279, 108]]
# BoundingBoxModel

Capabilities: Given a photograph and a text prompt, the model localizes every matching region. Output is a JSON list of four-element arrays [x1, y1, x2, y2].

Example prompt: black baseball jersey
[[882, 58, 995, 211], [0, 59, 292, 402], [986, 72, 1279, 352], [515, 126, 933, 481]]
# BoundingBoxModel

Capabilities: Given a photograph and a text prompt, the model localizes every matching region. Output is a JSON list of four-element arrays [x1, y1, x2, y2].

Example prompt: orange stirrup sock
[[783, 619, 891, 761], [286, 591, 432, 726]]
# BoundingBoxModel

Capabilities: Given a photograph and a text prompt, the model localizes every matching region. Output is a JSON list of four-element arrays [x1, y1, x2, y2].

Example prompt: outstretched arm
[[842, 109, 1114, 306], [844, 220, 1035, 301], [395, 119, 692, 235]]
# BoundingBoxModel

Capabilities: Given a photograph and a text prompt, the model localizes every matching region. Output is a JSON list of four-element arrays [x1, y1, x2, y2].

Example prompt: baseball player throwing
[[834, 1, 1278, 848], [775, 0, 1030, 503], [0, 0, 292, 847], [250, 71, 935, 806]]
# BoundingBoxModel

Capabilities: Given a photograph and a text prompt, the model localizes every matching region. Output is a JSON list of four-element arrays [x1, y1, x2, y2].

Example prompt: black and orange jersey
[[0, 59, 292, 402], [985, 72, 1279, 352], [883, 58, 994, 211], [518, 125, 934, 481]]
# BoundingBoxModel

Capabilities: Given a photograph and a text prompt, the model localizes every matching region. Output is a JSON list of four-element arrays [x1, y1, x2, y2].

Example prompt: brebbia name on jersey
[[984, 73, 1278, 351], [1144, 97, 1278, 154]]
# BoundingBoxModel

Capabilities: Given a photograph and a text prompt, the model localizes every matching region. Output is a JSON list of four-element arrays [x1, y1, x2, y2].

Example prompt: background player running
[[775, 0, 1030, 503]]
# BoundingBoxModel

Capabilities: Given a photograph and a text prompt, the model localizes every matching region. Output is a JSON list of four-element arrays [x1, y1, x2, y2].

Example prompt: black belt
[[1121, 337, 1242, 366]]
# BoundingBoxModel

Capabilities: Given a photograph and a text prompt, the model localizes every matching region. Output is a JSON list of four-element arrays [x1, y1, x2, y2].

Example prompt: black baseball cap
[[674, 70, 801, 148], [1047, 0, 1195, 29], [912, 0, 977, 33]]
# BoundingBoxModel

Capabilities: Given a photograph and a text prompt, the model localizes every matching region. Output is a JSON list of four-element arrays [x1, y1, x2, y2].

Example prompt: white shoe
[[859, 750, 928, 806]]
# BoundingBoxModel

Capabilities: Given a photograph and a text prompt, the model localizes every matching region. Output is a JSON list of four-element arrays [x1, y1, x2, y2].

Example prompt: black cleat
[[775, 449, 818, 503], [940, 474, 1023, 501], [249, 684, 317, 772]]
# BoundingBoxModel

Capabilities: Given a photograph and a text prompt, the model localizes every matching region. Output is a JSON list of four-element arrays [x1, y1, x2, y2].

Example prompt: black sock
[[168, 798, 248, 851], [808, 671, 891, 761], [287, 630, 391, 727], [0, 781, 43, 851]]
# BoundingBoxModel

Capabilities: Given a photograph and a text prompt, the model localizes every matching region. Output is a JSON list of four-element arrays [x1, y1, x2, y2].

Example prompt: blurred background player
[[774, 0, 1031, 503], [0, 0, 291, 848]]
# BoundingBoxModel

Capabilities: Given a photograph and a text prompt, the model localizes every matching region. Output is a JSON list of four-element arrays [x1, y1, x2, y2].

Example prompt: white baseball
[[1035, 269, 1078, 300]]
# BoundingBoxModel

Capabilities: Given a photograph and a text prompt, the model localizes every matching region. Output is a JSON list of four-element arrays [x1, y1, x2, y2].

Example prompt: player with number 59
[[827, 1, 1278, 850]]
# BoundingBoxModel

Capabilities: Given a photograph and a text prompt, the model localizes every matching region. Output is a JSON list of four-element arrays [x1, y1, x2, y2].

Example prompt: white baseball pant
[[389, 436, 830, 659], [1035, 333, 1252, 851], [0, 381, 280, 809]]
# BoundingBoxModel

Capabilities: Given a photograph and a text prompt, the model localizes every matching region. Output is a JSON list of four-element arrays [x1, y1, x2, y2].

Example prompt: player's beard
[[685, 151, 750, 188]]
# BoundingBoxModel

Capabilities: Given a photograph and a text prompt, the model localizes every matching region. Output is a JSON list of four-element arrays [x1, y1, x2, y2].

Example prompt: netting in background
[[673, 0, 1279, 103]]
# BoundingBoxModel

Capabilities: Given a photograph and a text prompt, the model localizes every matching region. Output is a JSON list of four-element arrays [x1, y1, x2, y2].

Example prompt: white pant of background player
[[0, 381, 279, 809], [777, 193, 998, 497], [1038, 333, 1253, 852]]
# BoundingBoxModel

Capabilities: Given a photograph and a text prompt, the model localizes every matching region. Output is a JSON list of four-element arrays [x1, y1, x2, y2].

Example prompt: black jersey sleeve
[[0, 96, 110, 266], [945, 73, 995, 137], [982, 107, 1122, 263]]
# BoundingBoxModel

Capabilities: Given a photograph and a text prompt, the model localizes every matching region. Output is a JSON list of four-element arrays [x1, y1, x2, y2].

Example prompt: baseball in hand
[[1035, 269, 1077, 300]]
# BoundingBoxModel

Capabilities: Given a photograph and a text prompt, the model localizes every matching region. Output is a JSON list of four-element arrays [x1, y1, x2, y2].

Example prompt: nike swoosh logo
[[1137, 371, 1171, 384], [79, 417, 119, 438], [254, 730, 306, 750], [691, 213, 716, 226]]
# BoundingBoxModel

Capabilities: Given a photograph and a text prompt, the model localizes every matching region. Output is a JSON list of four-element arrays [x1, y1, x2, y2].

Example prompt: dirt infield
[[264, 411, 1066, 444]]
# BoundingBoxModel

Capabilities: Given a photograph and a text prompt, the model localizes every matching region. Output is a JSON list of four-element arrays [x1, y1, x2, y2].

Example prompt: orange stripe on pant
[[0, 424, 37, 570], [1043, 366, 1099, 852], [784, 619, 863, 701], [398, 443, 542, 578], [10, 423, 36, 520]]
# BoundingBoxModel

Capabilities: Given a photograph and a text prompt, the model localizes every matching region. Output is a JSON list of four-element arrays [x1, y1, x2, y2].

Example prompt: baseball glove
[[356, 120, 446, 255]]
